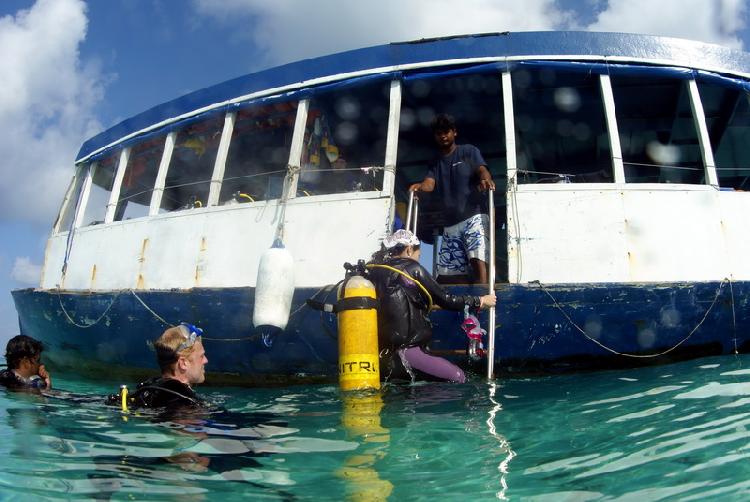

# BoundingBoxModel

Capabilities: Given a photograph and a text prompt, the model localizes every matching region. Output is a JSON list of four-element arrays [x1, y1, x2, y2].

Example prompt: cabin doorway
[[395, 71, 508, 284]]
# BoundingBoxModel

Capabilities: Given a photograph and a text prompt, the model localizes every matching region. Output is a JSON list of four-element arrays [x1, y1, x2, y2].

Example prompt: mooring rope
[[56, 289, 123, 329], [128, 290, 171, 326], [57, 286, 319, 343], [530, 279, 728, 358], [729, 278, 738, 355]]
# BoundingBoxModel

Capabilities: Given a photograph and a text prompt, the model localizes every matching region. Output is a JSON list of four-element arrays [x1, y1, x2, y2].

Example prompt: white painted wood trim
[[74, 163, 95, 229], [208, 112, 236, 206], [383, 79, 402, 197], [105, 148, 130, 223], [687, 79, 719, 186], [285, 99, 309, 198], [149, 132, 177, 216], [502, 71, 521, 284], [52, 173, 78, 234], [600, 74, 625, 183], [502, 72, 516, 180]]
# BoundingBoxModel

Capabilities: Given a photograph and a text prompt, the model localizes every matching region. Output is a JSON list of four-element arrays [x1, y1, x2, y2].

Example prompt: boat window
[[611, 76, 704, 184], [160, 114, 223, 212], [397, 72, 508, 281], [114, 135, 166, 220], [81, 152, 118, 226], [513, 68, 612, 184], [56, 164, 87, 232], [698, 83, 750, 190], [298, 81, 389, 196], [220, 102, 296, 204]]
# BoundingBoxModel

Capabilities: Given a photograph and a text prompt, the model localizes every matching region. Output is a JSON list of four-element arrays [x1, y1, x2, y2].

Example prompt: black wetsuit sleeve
[[409, 263, 481, 311]]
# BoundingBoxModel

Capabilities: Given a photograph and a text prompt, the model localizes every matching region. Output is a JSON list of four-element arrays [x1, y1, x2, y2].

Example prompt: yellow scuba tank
[[120, 385, 129, 412], [338, 261, 380, 391]]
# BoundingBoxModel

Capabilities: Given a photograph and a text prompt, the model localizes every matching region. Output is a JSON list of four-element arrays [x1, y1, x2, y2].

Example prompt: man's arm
[[476, 165, 495, 192], [409, 177, 436, 192]]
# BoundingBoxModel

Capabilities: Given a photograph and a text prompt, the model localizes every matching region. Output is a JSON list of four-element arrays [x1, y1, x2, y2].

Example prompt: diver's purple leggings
[[399, 346, 466, 383]]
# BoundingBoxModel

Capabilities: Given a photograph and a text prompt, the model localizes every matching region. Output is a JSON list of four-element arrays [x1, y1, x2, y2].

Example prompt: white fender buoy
[[253, 239, 295, 333]]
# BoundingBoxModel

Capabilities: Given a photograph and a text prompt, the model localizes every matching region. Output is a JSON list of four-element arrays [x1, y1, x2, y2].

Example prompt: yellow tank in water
[[338, 275, 380, 391]]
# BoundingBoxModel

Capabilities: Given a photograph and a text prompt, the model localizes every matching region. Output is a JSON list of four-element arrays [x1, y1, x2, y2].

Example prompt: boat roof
[[77, 30, 750, 163]]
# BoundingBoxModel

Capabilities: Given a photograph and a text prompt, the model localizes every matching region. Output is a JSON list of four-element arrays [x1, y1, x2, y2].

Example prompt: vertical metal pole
[[412, 197, 419, 234], [432, 228, 440, 276], [487, 188, 497, 380], [405, 190, 414, 231]]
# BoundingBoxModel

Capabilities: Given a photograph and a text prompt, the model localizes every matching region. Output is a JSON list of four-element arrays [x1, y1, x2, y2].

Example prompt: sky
[[1, 0, 749, 340]]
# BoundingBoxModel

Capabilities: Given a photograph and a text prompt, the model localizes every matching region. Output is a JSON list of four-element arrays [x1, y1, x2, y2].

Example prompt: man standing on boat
[[409, 114, 495, 284]]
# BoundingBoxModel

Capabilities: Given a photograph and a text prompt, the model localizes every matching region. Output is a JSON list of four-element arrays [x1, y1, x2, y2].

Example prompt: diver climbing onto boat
[[107, 323, 208, 412], [368, 229, 496, 383]]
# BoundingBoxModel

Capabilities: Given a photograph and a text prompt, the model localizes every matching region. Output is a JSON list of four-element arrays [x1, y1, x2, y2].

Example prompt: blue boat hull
[[10, 281, 750, 383]]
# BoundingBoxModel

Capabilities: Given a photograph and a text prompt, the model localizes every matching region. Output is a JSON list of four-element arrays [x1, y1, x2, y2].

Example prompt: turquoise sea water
[[1, 354, 750, 501]]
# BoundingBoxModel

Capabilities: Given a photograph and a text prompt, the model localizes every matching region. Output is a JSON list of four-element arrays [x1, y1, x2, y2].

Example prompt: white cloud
[[0, 0, 106, 225], [587, 0, 747, 49], [193, 0, 747, 70], [11, 256, 41, 285], [192, 0, 574, 68]]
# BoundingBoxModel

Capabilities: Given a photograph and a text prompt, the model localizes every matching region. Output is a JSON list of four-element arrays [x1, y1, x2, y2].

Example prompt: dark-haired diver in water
[[368, 229, 496, 383], [0, 334, 52, 390], [107, 323, 208, 414]]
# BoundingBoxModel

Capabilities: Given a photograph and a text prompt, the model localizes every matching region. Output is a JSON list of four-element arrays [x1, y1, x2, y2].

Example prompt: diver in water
[[0, 335, 51, 390], [368, 229, 496, 383], [108, 323, 208, 411]]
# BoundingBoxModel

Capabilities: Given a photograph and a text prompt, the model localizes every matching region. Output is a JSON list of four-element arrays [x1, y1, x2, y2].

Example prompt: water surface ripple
[[0, 354, 749, 500]]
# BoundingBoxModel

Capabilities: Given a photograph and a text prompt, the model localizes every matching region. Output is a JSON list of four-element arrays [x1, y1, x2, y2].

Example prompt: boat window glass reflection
[[114, 135, 166, 220], [220, 102, 297, 204], [56, 164, 87, 233], [161, 114, 223, 212], [611, 76, 705, 184], [698, 83, 750, 190], [82, 153, 118, 226], [513, 68, 612, 184], [298, 81, 389, 196]]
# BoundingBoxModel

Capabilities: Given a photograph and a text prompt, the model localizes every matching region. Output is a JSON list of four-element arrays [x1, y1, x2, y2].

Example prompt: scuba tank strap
[[306, 296, 378, 313], [366, 263, 434, 311], [305, 280, 343, 313]]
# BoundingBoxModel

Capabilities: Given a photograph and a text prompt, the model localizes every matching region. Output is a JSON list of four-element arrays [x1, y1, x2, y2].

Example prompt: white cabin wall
[[509, 184, 747, 284], [42, 194, 391, 290], [509, 185, 629, 283], [717, 191, 750, 280]]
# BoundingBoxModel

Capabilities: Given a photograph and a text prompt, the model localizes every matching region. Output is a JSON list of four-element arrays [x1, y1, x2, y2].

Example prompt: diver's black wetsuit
[[106, 377, 203, 413], [0, 369, 47, 390], [368, 256, 482, 382], [129, 377, 203, 408]]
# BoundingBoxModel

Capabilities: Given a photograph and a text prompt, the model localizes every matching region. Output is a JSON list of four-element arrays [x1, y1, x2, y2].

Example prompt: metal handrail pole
[[412, 197, 419, 234], [405, 190, 414, 232], [487, 188, 497, 380]]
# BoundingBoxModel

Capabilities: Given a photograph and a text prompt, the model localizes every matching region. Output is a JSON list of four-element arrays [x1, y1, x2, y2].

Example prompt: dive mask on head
[[176, 322, 203, 352]]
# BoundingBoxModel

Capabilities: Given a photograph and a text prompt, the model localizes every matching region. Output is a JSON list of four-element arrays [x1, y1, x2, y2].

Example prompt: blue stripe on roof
[[77, 31, 750, 162]]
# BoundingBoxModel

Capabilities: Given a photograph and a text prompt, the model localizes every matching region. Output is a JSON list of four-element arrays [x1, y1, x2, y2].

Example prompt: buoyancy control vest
[[367, 257, 482, 350], [107, 377, 203, 410]]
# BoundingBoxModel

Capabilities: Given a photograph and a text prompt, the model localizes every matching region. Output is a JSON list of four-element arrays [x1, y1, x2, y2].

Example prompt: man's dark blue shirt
[[426, 144, 487, 226]]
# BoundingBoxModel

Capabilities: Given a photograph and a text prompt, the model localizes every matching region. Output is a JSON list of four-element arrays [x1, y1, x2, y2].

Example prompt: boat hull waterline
[[12, 280, 748, 383]]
